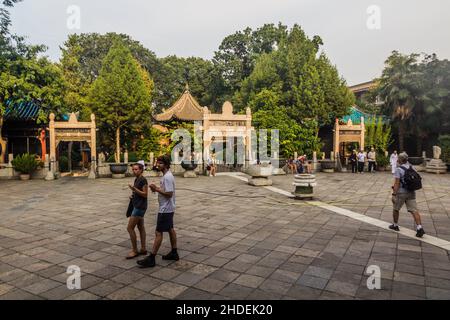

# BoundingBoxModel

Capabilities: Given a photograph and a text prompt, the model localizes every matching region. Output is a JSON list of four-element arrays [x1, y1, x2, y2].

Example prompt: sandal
[[126, 251, 139, 259]]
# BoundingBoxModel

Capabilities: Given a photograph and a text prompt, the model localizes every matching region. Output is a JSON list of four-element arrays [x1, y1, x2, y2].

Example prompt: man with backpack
[[389, 152, 425, 238]]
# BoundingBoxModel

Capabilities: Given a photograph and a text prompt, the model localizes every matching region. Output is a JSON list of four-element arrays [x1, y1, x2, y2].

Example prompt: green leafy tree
[[88, 42, 153, 162], [365, 116, 392, 153], [238, 25, 353, 136]]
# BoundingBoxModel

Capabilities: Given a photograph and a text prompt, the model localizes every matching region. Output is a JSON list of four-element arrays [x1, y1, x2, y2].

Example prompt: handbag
[[126, 198, 133, 218]]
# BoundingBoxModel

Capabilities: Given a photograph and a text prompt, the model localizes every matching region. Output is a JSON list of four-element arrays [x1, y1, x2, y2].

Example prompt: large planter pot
[[181, 160, 198, 171], [110, 163, 128, 178], [409, 157, 424, 166], [19, 174, 30, 181], [319, 160, 335, 172], [181, 160, 198, 178], [446, 163, 450, 172], [377, 166, 386, 172]]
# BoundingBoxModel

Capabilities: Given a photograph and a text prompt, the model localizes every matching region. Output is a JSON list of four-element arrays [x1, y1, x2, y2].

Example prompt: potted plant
[[11, 153, 41, 180], [376, 153, 389, 171], [319, 159, 335, 172]]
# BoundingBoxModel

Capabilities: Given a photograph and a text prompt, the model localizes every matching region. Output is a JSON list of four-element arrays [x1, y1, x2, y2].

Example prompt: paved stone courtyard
[[1, 171, 450, 300]]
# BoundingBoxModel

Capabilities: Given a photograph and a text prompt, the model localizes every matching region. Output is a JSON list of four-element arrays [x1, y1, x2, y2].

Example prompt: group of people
[[348, 148, 400, 174], [126, 155, 178, 268], [349, 147, 378, 173], [287, 155, 312, 174]]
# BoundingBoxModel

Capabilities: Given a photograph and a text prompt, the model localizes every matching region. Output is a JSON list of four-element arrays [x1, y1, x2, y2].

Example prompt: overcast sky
[[9, 0, 450, 85]]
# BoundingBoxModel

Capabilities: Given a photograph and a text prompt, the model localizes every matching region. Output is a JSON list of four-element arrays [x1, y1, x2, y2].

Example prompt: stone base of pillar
[[45, 171, 55, 181], [88, 169, 97, 179], [183, 170, 197, 178], [426, 159, 447, 174], [112, 173, 126, 179], [248, 177, 272, 186], [322, 169, 334, 173]]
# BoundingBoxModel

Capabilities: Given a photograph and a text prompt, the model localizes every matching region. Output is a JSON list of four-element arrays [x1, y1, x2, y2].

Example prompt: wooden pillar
[[39, 129, 46, 162], [49, 113, 56, 170], [360, 116, 365, 151], [0, 116, 6, 163], [333, 118, 340, 158], [90, 114, 97, 162]]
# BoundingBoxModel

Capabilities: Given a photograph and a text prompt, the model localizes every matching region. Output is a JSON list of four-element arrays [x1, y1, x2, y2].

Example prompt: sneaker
[[389, 224, 400, 231], [416, 228, 425, 238], [162, 251, 179, 261], [137, 255, 155, 268]]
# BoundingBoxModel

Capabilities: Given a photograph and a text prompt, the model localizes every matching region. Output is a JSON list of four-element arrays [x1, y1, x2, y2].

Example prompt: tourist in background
[[390, 150, 398, 175], [357, 150, 365, 173], [126, 162, 148, 259], [296, 156, 304, 174], [138, 155, 178, 268], [287, 156, 297, 174], [349, 150, 357, 173], [389, 152, 425, 238], [368, 147, 377, 173]]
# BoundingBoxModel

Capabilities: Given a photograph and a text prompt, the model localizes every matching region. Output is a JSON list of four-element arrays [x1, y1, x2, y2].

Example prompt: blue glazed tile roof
[[342, 106, 387, 124], [3, 100, 42, 121]]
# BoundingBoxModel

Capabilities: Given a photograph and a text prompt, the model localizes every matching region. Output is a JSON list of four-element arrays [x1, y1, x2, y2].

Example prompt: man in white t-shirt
[[357, 150, 366, 173], [138, 155, 178, 268]]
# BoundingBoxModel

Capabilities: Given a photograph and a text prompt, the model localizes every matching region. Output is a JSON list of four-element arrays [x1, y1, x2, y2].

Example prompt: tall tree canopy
[[88, 41, 153, 162], [237, 25, 354, 131], [1, 0, 65, 120], [375, 51, 450, 154]]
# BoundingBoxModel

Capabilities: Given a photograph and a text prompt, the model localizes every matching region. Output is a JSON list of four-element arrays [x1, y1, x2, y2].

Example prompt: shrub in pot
[[376, 153, 389, 171], [11, 154, 42, 180]]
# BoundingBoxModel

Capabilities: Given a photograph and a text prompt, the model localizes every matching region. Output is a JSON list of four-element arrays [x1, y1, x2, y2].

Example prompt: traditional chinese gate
[[48, 113, 97, 179], [333, 117, 365, 165]]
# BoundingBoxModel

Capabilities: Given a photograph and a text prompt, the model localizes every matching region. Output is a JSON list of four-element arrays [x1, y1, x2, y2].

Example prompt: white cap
[[137, 160, 146, 170]]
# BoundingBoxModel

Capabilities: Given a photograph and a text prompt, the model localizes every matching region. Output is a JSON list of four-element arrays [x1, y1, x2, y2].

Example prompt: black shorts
[[156, 212, 174, 232]]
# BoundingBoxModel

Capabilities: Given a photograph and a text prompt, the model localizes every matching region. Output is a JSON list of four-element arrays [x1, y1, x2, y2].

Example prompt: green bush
[[376, 153, 389, 167], [438, 135, 450, 163], [59, 156, 69, 172], [106, 151, 139, 163], [12, 154, 42, 174]]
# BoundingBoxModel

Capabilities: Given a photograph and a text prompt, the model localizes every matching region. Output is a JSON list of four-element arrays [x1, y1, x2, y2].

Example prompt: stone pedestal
[[112, 173, 126, 179], [183, 170, 197, 178], [247, 164, 273, 186], [293, 174, 316, 199], [248, 177, 273, 186], [426, 159, 447, 174]]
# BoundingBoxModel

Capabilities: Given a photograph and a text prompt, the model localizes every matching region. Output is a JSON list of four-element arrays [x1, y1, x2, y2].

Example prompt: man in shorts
[[389, 152, 425, 238], [137, 155, 178, 268]]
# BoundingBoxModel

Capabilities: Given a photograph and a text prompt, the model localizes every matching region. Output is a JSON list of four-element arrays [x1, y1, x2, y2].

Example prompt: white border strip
[[225, 173, 450, 251]]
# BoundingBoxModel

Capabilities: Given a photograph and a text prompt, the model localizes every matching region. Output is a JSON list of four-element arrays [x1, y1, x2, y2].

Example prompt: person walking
[[138, 155, 178, 268], [357, 150, 365, 173], [390, 150, 398, 175], [349, 150, 357, 173], [368, 147, 377, 173], [126, 162, 148, 259], [389, 152, 425, 238]]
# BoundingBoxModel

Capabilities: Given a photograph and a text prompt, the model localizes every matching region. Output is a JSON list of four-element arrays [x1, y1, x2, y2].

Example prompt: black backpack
[[399, 165, 422, 191]]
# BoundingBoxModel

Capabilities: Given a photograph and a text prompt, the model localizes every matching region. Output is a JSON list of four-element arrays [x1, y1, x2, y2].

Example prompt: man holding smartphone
[[137, 155, 178, 268]]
